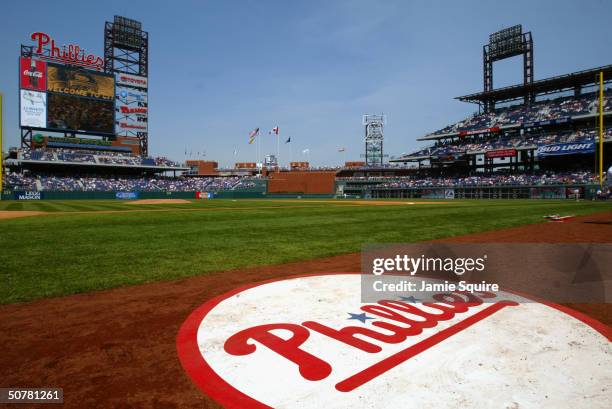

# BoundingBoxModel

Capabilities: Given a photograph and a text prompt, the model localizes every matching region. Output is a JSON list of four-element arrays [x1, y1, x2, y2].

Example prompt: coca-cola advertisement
[[20, 57, 47, 91]]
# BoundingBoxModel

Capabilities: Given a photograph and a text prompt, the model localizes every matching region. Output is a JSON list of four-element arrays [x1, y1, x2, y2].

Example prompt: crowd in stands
[[2, 173, 260, 192], [19, 149, 182, 168], [79, 176, 253, 192], [345, 171, 597, 188], [402, 128, 612, 159], [431, 91, 612, 136], [4, 172, 37, 190]]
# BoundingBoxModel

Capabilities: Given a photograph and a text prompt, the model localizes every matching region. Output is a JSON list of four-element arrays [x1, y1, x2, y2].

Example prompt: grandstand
[[2, 25, 610, 201], [356, 27, 612, 199]]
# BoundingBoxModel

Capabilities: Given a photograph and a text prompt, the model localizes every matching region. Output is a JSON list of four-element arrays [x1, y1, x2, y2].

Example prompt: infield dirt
[[0, 211, 610, 408], [0, 211, 45, 220], [126, 199, 192, 205]]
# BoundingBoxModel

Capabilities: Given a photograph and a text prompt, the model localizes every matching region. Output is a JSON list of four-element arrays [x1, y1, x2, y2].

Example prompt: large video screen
[[47, 94, 114, 134], [47, 64, 114, 101]]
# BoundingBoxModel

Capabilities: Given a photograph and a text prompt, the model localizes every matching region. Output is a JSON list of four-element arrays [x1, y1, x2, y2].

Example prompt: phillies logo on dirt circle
[[177, 274, 611, 409]]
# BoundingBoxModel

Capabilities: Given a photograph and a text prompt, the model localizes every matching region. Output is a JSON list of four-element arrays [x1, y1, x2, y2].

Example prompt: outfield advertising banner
[[115, 192, 140, 200], [536, 142, 595, 157], [20, 58, 47, 91], [20, 90, 47, 128], [14, 191, 42, 200], [47, 64, 114, 101], [115, 73, 148, 89], [196, 192, 214, 199]]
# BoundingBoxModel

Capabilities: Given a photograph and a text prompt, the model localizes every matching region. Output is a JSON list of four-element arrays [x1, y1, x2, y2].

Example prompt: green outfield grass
[[0, 198, 609, 304]]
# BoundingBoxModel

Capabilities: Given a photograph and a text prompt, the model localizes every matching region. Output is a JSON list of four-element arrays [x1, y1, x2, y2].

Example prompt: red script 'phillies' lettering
[[223, 291, 517, 389], [30, 32, 104, 70], [224, 323, 332, 381]]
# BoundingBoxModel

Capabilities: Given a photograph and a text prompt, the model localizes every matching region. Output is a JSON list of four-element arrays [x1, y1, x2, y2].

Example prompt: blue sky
[[1, 0, 611, 166]]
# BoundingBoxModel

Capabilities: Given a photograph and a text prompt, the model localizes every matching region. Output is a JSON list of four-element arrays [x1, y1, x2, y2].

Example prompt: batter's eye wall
[[267, 171, 337, 194]]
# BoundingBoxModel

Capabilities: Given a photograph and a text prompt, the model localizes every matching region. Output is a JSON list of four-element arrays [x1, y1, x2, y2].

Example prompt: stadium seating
[[430, 90, 611, 136], [401, 128, 612, 159], [3, 174, 260, 192], [340, 171, 596, 188], [19, 148, 182, 168]]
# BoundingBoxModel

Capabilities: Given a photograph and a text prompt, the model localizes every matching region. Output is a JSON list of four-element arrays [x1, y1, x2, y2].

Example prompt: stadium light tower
[[483, 25, 534, 111], [104, 16, 149, 155], [363, 114, 385, 167]]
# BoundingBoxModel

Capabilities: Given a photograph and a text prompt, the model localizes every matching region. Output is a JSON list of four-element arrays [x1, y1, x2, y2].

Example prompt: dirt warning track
[[0, 211, 46, 220], [126, 199, 192, 205]]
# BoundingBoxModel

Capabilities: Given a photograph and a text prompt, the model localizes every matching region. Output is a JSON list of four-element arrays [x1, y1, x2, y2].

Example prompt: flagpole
[[277, 132, 280, 170], [257, 131, 261, 174]]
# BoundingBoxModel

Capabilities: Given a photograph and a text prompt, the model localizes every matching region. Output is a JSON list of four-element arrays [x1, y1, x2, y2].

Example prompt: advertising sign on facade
[[536, 142, 595, 157], [20, 58, 47, 91], [115, 73, 148, 89], [485, 149, 517, 158], [115, 85, 148, 136], [20, 90, 47, 128]]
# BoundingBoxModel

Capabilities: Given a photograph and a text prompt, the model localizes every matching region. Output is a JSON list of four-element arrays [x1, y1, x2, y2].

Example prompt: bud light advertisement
[[536, 141, 595, 157]]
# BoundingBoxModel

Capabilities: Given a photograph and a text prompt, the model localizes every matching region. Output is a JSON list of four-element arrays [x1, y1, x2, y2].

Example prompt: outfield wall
[[1, 190, 267, 200], [358, 184, 602, 200], [0, 190, 335, 200], [267, 171, 336, 194]]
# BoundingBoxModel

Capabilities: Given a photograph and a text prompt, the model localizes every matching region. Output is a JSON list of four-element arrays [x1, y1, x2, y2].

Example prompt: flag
[[285, 136, 291, 143], [248, 128, 259, 144], [302, 148, 309, 154], [269, 126, 279, 135], [338, 147, 345, 152]]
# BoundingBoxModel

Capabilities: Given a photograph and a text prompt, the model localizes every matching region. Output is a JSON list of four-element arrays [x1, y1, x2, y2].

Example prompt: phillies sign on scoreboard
[[29, 32, 104, 71]]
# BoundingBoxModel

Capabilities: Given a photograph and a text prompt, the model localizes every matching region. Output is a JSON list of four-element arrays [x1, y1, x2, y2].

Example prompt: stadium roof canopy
[[456, 64, 612, 105]]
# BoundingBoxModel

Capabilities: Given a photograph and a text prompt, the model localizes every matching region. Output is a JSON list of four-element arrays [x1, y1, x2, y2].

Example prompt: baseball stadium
[[0, 3, 610, 409]]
